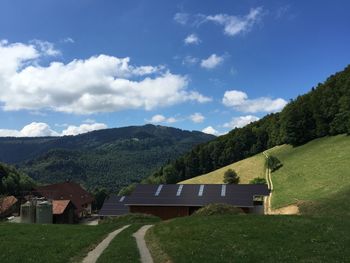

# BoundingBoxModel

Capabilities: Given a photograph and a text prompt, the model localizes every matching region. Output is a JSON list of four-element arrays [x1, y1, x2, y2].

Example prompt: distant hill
[[141, 65, 350, 185], [0, 125, 215, 192]]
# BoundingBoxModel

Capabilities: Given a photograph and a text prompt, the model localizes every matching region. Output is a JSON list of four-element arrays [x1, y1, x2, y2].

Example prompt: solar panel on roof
[[176, 185, 184, 196], [198, 185, 205, 196], [221, 184, 226, 197], [155, 185, 163, 196]]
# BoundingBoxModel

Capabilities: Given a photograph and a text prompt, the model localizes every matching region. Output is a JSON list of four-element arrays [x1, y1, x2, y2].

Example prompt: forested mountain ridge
[[0, 125, 215, 191], [141, 65, 350, 185]]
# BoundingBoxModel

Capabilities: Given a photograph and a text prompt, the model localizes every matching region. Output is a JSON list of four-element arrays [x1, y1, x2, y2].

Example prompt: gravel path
[[133, 225, 154, 263], [82, 224, 130, 263]]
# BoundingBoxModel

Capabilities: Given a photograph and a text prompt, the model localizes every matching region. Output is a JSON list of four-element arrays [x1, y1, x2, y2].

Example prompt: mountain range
[[0, 124, 215, 192]]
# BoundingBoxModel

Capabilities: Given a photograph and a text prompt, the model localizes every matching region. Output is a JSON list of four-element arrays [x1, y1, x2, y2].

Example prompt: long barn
[[99, 184, 270, 220]]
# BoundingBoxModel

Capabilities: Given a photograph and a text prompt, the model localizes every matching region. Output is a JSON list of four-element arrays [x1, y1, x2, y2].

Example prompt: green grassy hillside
[[146, 215, 350, 263], [267, 134, 350, 215], [180, 153, 265, 184], [179, 134, 350, 216]]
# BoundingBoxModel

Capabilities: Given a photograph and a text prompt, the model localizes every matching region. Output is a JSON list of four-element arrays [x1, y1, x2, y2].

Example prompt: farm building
[[0, 196, 18, 218], [53, 200, 76, 224], [99, 194, 128, 217], [99, 184, 270, 220], [35, 182, 94, 218]]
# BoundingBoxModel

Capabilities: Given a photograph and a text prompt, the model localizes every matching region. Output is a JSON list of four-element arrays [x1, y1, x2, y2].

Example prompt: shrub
[[223, 169, 240, 184], [100, 213, 161, 225], [267, 155, 283, 172], [249, 177, 267, 184], [192, 203, 244, 216]]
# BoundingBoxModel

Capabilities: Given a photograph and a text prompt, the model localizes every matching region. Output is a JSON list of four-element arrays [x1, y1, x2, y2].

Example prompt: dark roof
[[98, 194, 129, 216], [125, 184, 270, 208], [35, 182, 94, 214]]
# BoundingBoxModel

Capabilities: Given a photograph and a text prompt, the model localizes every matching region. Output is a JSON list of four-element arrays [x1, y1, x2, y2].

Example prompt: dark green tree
[[223, 169, 239, 184]]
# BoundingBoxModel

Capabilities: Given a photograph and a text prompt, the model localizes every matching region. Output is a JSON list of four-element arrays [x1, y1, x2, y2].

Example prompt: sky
[[0, 0, 350, 137]]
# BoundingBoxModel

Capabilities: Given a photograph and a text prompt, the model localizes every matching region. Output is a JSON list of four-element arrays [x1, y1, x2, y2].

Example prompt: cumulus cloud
[[146, 114, 178, 124], [222, 90, 287, 113], [205, 7, 263, 36], [223, 115, 260, 129], [200, 54, 224, 69], [0, 122, 59, 137], [0, 121, 107, 137], [202, 126, 219, 136], [0, 40, 211, 115], [189, 112, 205, 123], [184, 34, 201, 45], [61, 123, 107, 136]]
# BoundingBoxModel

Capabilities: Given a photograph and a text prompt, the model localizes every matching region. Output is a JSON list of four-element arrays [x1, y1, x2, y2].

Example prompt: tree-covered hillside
[[142, 65, 350, 185], [0, 163, 35, 196], [0, 125, 214, 192]]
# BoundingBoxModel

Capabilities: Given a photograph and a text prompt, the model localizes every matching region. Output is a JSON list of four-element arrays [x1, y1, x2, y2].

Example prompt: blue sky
[[0, 0, 350, 136]]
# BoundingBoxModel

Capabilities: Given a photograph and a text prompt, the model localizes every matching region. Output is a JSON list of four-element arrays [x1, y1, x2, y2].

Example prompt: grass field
[[0, 214, 159, 263], [98, 215, 160, 263], [180, 153, 266, 184], [180, 134, 350, 216], [146, 214, 350, 263], [267, 134, 350, 213]]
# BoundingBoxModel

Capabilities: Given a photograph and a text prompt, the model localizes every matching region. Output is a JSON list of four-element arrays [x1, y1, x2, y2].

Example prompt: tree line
[[137, 65, 350, 187]]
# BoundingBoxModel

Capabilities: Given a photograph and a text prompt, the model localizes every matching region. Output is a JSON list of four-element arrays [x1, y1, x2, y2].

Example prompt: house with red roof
[[35, 182, 94, 218]]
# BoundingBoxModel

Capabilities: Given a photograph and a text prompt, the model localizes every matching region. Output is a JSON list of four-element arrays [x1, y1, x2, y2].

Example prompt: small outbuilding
[[53, 200, 76, 224], [0, 196, 18, 218]]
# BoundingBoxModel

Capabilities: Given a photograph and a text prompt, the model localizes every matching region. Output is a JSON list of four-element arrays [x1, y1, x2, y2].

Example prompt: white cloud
[[174, 13, 189, 25], [182, 55, 199, 66], [0, 121, 107, 137], [202, 126, 219, 136], [62, 37, 75, 43], [200, 54, 224, 69], [223, 115, 260, 129], [61, 123, 107, 136], [189, 112, 205, 123], [184, 34, 201, 45], [0, 40, 211, 115], [147, 114, 178, 124], [205, 7, 263, 37], [83, 118, 96, 124], [30, 40, 60, 56], [0, 122, 59, 137], [166, 117, 177, 123], [222, 90, 287, 113]]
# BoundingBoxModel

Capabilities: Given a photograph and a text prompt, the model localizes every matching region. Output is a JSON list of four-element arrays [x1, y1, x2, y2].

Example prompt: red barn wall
[[130, 206, 189, 220]]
